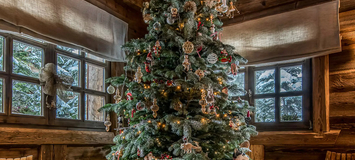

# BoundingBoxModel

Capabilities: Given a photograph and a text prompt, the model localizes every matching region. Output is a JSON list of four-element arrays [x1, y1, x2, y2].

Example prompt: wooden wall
[[263, 1, 355, 159]]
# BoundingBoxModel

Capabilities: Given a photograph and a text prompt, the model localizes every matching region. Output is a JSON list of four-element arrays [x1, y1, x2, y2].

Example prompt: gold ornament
[[106, 85, 115, 94], [222, 87, 228, 95], [180, 138, 202, 154], [184, 1, 197, 13], [199, 89, 207, 113], [134, 66, 143, 83], [183, 41, 194, 54], [205, 0, 217, 8], [173, 99, 183, 111], [142, 2, 152, 23], [114, 88, 122, 104], [195, 68, 205, 81], [104, 115, 112, 132], [150, 99, 159, 118], [171, 8, 178, 19], [182, 55, 191, 71], [215, 0, 228, 13]]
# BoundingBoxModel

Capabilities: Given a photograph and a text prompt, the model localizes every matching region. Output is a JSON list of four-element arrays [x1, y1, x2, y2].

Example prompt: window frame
[[0, 33, 110, 130], [247, 60, 312, 131], [248, 59, 312, 131]]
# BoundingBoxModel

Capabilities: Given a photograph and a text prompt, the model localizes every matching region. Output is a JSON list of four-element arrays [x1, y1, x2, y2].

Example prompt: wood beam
[[250, 130, 340, 145], [313, 55, 330, 135], [39, 145, 53, 160], [0, 127, 114, 145], [123, 0, 144, 10]]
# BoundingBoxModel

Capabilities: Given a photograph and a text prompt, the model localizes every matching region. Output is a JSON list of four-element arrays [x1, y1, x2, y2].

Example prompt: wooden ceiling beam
[[122, 0, 145, 10]]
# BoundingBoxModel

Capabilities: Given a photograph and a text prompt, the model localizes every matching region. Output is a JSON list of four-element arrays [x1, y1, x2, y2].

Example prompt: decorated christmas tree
[[101, 0, 258, 159]]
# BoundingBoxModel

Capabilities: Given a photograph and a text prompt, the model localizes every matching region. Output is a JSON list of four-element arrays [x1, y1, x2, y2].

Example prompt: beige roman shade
[[0, 0, 128, 61], [221, 0, 341, 66]]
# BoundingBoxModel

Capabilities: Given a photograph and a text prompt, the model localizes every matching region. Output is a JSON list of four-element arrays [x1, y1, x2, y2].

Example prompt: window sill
[[250, 130, 341, 145], [0, 127, 115, 145]]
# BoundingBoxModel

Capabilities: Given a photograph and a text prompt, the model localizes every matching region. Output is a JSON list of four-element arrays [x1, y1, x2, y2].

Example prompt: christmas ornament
[[173, 99, 183, 111], [144, 61, 151, 73], [180, 138, 202, 154], [134, 66, 143, 83], [184, 1, 197, 13], [142, 2, 152, 23], [231, 63, 238, 76], [145, 98, 153, 111], [171, 8, 178, 19], [131, 109, 136, 118], [166, 16, 175, 24], [137, 50, 142, 56], [206, 86, 215, 105], [196, 46, 203, 58], [150, 98, 159, 118], [182, 41, 194, 54], [226, 2, 237, 18], [245, 110, 252, 126], [114, 88, 122, 104], [194, 68, 205, 81], [107, 85, 116, 94], [199, 89, 207, 113], [153, 41, 162, 57], [207, 53, 218, 64], [153, 22, 161, 30], [166, 80, 174, 87], [146, 51, 153, 64], [219, 49, 232, 63], [144, 152, 156, 160], [205, 0, 217, 8], [136, 101, 145, 111], [208, 105, 219, 115], [210, 24, 215, 34], [182, 55, 191, 71], [160, 154, 173, 159], [215, 0, 229, 13], [126, 92, 133, 100], [115, 149, 123, 160], [104, 115, 112, 132], [222, 87, 228, 95]]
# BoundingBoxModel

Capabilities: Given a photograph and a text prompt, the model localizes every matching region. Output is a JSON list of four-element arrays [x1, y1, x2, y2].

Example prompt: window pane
[[56, 45, 80, 54], [86, 53, 105, 62], [0, 36, 4, 71], [57, 54, 80, 86], [0, 79, 3, 112], [12, 80, 42, 116], [13, 40, 43, 78], [255, 69, 275, 94], [255, 98, 275, 122], [56, 90, 80, 119], [86, 63, 104, 92], [280, 65, 302, 92], [280, 96, 302, 122], [85, 94, 105, 121]]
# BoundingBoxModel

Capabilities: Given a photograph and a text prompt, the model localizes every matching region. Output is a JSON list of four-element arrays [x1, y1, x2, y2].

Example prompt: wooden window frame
[[0, 33, 110, 130], [246, 60, 312, 131]]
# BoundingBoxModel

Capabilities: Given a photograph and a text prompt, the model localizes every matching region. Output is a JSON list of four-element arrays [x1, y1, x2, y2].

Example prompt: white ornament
[[107, 85, 116, 94], [207, 53, 218, 64], [166, 16, 175, 24], [153, 22, 161, 30]]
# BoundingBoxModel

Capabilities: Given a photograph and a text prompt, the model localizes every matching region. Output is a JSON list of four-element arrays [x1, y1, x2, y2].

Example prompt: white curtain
[[0, 0, 128, 61], [221, 0, 341, 66]]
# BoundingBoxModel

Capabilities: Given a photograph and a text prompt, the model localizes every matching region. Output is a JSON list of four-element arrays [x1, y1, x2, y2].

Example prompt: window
[[233, 60, 311, 131], [0, 33, 109, 130]]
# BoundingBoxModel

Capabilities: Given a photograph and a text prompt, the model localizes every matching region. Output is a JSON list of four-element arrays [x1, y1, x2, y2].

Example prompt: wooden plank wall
[[264, 1, 355, 159]]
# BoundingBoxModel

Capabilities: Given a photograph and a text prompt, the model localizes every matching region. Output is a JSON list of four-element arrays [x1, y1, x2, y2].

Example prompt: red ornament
[[166, 80, 174, 87], [197, 21, 204, 31], [131, 109, 136, 118], [247, 110, 250, 118], [137, 149, 140, 157], [231, 63, 238, 76], [126, 93, 133, 100], [144, 61, 151, 73], [196, 46, 203, 58], [219, 50, 232, 64], [153, 41, 162, 57]]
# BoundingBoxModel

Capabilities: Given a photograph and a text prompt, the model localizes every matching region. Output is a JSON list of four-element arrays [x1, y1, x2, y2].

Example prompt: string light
[[223, 146, 226, 149], [177, 121, 181, 124], [224, 114, 228, 117], [122, 136, 125, 139], [148, 120, 152, 123], [162, 124, 166, 128], [216, 114, 220, 118]]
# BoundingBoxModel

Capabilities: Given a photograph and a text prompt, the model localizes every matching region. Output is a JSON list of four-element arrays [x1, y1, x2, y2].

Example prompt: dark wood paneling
[[0, 147, 39, 159], [53, 145, 67, 160], [66, 146, 108, 160], [340, 0, 355, 13], [40, 145, 53, 160]]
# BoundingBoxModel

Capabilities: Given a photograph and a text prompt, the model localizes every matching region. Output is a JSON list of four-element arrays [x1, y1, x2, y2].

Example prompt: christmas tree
[[101, 0, 258, 159]]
